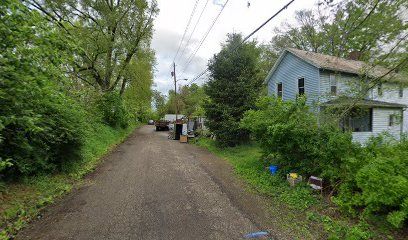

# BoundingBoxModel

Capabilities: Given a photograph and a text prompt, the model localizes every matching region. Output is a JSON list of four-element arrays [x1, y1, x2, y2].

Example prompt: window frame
[[389, 115, 395, 127], [298, 77, 305, 95], [399, 85, 403, 98], [378, 83, 383, 97], [341, 108, 373, 132], [329, 74, 337, 96], [277, 82, 283, 98]]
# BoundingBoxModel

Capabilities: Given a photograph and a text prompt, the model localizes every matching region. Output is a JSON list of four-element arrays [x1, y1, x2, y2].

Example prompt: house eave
[[322, 98, 406, 109]]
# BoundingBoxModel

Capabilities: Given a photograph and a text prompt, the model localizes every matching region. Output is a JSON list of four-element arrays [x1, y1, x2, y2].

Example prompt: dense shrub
[[97, 92, 130, 129], [241, 96, 356, 176], [242, 96, 408, 228], [333, 137, 408, 228], [0, 0, 87, 177]]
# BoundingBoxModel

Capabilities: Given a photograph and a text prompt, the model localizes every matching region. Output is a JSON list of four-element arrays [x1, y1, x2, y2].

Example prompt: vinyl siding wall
[[267, 52, 320, 106], [319, 71, 361, 102], [321, 73, 408, 134], [266, 52, 405, 144], [369, 83, 408, 132], [352, 108, 402, 144]]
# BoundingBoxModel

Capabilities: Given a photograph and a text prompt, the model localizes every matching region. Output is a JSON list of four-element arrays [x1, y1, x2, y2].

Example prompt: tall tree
[[204, 33, 264, 147], [27, 0, 159, 94], [179, 84, 206, 117], [152, 90, 166, 118], [123, 49, 155, 121], [268, 0, 407, 63]]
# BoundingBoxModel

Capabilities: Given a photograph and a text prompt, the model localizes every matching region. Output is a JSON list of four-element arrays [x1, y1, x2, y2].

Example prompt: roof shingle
[[286, 48, 404, 82]]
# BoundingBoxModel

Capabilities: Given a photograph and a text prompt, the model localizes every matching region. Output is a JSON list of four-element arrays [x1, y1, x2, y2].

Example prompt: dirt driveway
[[17, 125, 287, 240]]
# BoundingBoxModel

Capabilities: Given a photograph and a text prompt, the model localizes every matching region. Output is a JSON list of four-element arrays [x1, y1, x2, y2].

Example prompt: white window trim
[[329, 74, 337, 96]]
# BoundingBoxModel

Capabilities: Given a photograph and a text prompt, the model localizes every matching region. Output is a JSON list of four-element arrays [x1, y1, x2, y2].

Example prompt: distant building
[[265, 48, 407, 144], [164, 114, 185, 122]]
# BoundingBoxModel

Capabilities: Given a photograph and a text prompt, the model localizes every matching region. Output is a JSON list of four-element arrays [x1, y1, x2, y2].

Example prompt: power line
[[187, 0, 296, 85], [177, 0, 210, 64], [173, 0, 200, 63], [181, 0, 230, 75]]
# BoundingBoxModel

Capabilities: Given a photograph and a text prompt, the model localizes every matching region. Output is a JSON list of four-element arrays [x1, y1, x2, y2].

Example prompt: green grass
[[195, 138, 317, 210], [194, 138, 402, 240], [0, 122, 140, 240]]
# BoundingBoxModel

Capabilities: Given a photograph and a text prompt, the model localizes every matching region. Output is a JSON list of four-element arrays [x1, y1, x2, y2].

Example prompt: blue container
[[269, 165, 278, 175]]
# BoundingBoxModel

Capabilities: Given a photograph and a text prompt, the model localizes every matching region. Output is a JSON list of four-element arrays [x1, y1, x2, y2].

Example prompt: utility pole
[[171, 63, 187, 122], [172, 62, 178, 121]]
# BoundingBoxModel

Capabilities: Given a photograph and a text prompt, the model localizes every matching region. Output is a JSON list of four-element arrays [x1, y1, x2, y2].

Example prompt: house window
[[341, 108, 373, 132], [399, 86, 403, 98], [277, 82, 283, 98], [298, 78, 305, 95], [388, 114, 397, 127], [330, 74, 337, 95], [389, 115, 396, 126], [378, 83, 383, 97]]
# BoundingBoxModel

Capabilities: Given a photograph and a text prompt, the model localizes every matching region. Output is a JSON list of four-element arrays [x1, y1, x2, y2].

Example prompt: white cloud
[[152, 0, 320, 94]]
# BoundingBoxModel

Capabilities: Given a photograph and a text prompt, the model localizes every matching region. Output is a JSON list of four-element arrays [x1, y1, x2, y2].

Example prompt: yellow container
[[289, 173, 298, 179]]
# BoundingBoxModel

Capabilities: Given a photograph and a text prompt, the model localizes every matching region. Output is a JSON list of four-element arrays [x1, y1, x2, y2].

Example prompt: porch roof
[[322, 98, 406, 108]]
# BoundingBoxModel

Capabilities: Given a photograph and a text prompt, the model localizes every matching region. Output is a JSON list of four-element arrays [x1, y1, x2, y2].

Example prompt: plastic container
[[269, 165, 278, 175]]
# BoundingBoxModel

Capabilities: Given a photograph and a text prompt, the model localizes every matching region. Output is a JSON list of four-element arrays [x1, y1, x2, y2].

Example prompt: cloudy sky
[[151, 0, 322, 94]]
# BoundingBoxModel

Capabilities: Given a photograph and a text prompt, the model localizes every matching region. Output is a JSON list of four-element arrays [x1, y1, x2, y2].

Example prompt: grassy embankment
[[195, 138, 405, 240], [0, 122, 141, 239]]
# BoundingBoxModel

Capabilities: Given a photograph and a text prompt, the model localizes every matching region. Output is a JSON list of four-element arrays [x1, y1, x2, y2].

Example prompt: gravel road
[[17, 125, 281, 240]]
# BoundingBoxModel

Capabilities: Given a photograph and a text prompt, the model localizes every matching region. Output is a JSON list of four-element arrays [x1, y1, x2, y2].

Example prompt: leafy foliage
[[0, 0, 86, 176], [333, 137, 408, 228], [162, 84, 206, 118], [179, 84, 207, 117], [0, 0, 156, 179], [268, 0, 407, 62], [204, 33, 264, 147], [123, 49, 155, 122], [26, 0, 159, 93], [97, 92, 129, 129], [152, 90, 167, 119], [242, 96, 408, 228], [241, 96, 356, 176]]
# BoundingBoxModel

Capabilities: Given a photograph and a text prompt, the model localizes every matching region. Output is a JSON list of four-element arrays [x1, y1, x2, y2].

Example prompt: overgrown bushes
[[333, 138, 408, 228], [0, 1, 87, 177], [241, 96, 408, 228], [0, 1, 143, 180], [97, 92, 130, 129], [241, 96, 356, 177]]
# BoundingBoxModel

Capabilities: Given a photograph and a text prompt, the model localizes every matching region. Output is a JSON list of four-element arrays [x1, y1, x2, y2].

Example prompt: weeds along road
[[17, 125, 287, 240]]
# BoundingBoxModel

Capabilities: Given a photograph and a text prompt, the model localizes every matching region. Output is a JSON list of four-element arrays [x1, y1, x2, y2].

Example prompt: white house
[[265, 48, 407, 144]]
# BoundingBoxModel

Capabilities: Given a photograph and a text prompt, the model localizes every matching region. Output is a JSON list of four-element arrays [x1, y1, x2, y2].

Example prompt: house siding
[[352, 108, 402, 144], [369, 83, 408, 132], [319, 71, 361, 102], [267, 52, 320, 106], [320, 73, 408, 134], [266, 49, 406, 144]]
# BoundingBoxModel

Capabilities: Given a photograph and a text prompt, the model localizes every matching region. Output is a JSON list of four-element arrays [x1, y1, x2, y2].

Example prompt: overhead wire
[[181, 0, 230, 75], [176, 0, 210, 64], [173, 0, 200, 63], [186, 0, 296, 85]]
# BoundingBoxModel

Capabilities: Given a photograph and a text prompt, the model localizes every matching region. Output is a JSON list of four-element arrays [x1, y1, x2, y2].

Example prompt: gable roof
[[265, 48, 405, 84], [322, 98, 406, 109]]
